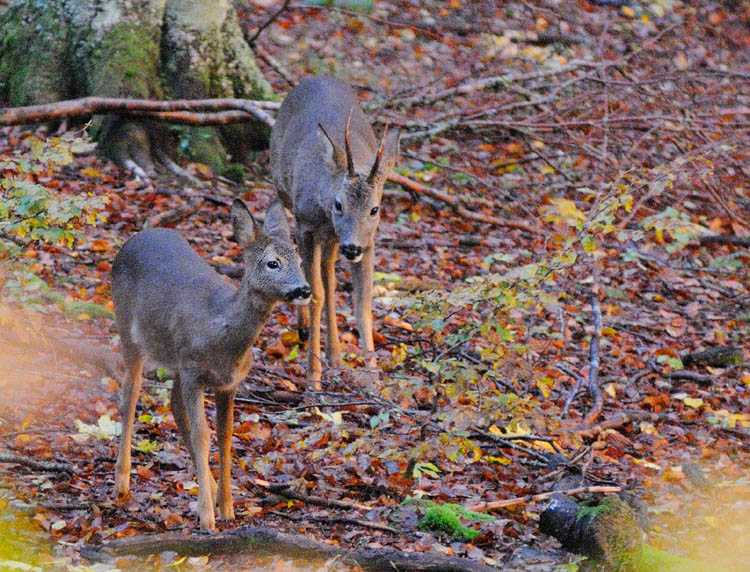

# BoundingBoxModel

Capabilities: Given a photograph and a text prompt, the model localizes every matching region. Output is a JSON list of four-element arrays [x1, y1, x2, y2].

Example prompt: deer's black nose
[[287, 285, 311, 302], [340, 244, 363, 260]]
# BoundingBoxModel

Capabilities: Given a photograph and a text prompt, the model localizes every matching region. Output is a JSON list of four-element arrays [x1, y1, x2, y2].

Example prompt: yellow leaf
[[683, 397, 704, 409], [551, 198, 586, 223], [621, 5, 635, 18], [486, 456, 511, 465], [604, 383, 617, 399], [489, 424, 502, 436]]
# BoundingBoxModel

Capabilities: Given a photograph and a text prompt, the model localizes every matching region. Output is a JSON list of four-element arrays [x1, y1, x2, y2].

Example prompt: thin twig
[[387, 172, 538, 233], [582, 293, 604, 426], [558, 364, 585, 417], [465, 485, 622, 513], [270, 511, 397, 534], [247, 0, 292, 45]]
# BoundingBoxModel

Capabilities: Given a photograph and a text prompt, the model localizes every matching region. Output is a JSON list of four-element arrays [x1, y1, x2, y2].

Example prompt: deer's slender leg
[[180, 371, 215, 531], [296, 230, 311, 343], [352, 241, 376, 369], [215, 388, 236, 520], [114, 343, 143, 497], [322, 238, 343, 367], [301, 233, 324, 387], [171, 377, 217, 502]]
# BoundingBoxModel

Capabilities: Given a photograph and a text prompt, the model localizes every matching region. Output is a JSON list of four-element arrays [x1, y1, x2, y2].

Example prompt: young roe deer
[[111, 200, 310, 531], [270, 76, 399, 385]]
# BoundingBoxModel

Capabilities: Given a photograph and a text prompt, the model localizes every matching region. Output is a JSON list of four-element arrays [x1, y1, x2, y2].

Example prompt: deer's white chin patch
[[292, 296, 311, 306], [349, 253, 364, 264]]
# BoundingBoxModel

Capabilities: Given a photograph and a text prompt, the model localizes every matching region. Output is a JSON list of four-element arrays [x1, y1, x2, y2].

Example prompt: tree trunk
[[0, 0, 275, 176]]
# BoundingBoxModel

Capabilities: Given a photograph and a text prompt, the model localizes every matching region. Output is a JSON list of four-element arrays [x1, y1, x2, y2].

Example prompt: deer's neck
[[219, 283, 275, 357]]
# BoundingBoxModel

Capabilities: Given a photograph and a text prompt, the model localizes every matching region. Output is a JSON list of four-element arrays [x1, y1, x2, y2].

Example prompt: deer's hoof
[[218, 502, 235, 520], [114, 473, 130, 498]]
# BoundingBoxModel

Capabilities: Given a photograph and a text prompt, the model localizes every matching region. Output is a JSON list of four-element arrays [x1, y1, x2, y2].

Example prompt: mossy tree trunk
[[0, 0, 275, 176]]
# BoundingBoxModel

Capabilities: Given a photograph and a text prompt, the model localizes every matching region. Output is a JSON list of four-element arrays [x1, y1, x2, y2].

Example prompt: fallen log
[[540, 494, 716, 572], [81, 525, 502, 572]]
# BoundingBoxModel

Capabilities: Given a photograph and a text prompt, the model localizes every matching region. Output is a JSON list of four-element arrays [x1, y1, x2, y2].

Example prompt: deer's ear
[[382, 127, 400, 171], [263, 200, 292, 244], [231, 199, 257, 247], [368, 126, 400, 184], [317, 123, 345, 172]]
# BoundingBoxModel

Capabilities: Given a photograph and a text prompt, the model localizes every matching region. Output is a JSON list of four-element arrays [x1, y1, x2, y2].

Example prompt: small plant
[[418, 505, 479, 542], [0, 134, 106, 250]]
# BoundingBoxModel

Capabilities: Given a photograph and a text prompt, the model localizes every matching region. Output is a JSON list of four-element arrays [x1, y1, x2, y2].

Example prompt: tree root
[[81, 525, 503, 572]]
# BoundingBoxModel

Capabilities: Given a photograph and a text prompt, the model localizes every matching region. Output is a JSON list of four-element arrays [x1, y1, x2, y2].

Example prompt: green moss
[[176, 127, 227, 174], [223, 163, 246, 185], [638, 545, 717, 572], [84, 22, 162, 98], [417, 505, 479, 542], [0, 1, 71, 105]]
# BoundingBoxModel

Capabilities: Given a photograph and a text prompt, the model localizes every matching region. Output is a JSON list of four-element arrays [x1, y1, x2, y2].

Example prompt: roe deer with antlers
[[111, 200, 310, 530], [270, 76, 399, 385]]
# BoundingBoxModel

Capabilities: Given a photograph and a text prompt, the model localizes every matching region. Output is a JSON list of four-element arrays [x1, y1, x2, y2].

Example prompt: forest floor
[[1, 1, 749, 571]]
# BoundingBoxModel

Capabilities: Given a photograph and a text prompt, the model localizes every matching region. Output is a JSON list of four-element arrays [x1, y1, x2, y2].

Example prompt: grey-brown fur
[[111, 200, 310, 531], [270, 76, 399, 385]]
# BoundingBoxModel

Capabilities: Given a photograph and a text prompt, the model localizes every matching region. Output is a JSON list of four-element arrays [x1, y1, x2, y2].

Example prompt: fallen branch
[[0, 453, 71, 473], [699, 234, 750, 247], [465, 485, 622, 513], [0, 97, 279, 128], [573, 410, 667, 439], [246, 0, 292, 45], [581, 293, 604, 426], [270, 511, 398, 534], [662, 369, 714, 386], [82, 526, 501, 572], [255, 479, 371, 512], [387, 172, 538, 233]]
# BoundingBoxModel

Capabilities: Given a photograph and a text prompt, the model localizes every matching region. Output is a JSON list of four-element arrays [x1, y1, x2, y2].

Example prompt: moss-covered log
[[0, 0, 275, 175], [540, 494, 717, 572]]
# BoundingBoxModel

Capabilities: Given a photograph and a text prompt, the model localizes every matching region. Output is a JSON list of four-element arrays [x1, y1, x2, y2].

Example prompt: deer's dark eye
[[334, 199, 343, 212], [267, 260, 280, 269], [370, 206, 379, 216]]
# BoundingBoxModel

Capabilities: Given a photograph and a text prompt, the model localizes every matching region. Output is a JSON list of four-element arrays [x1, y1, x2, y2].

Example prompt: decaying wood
[[682, 346, 745, 368], [0, 97, 279, 128], [387, 172, 538, 233], [466, 485, 622, 513], [82, 526, 503, 572], [539, 494, 641, 569], [0, 453, 71, 473]]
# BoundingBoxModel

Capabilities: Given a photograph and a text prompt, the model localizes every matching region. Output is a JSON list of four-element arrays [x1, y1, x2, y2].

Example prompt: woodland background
[[0, 0, 748, 571]]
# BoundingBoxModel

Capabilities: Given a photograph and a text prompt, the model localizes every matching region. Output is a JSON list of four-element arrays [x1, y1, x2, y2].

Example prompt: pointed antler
[[345, 107, 356, 178], [367, 123, 389, 184]]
